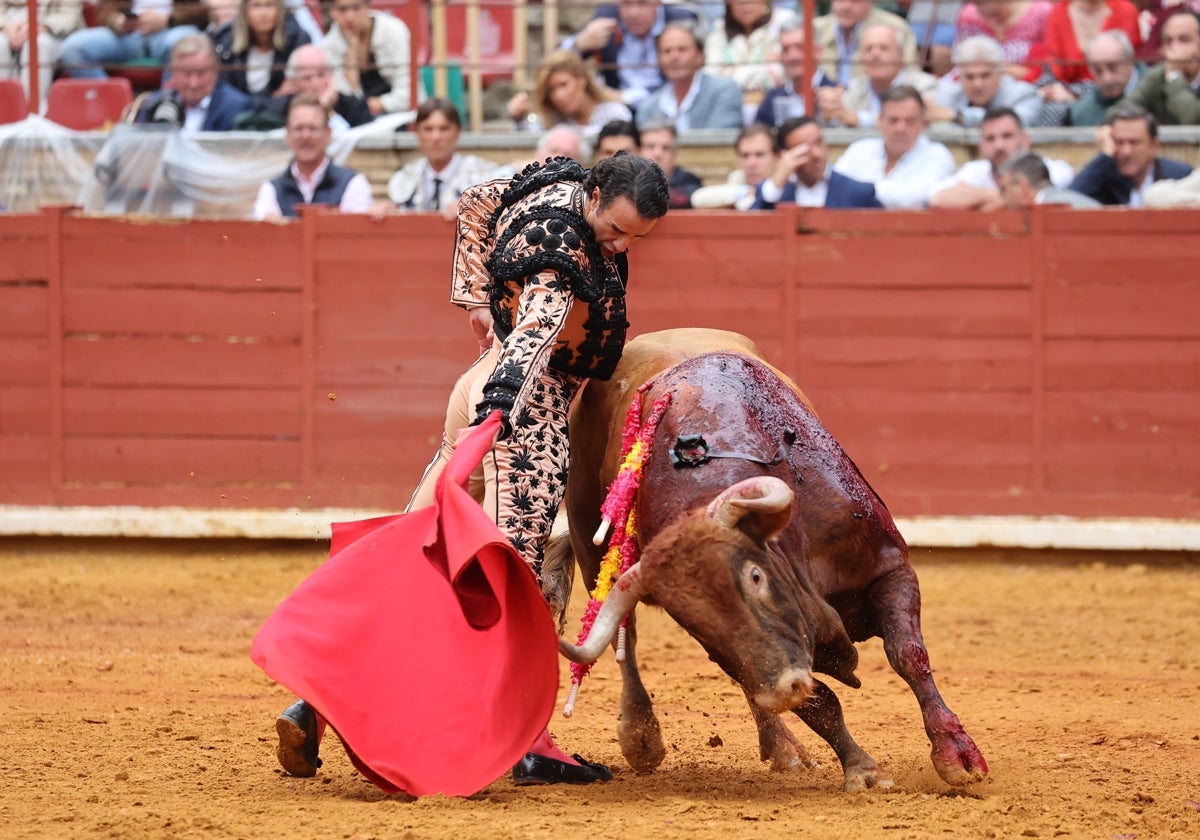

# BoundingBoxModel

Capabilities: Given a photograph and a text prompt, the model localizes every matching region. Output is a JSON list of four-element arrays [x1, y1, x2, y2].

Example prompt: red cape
[[251, 414, 559, 796]]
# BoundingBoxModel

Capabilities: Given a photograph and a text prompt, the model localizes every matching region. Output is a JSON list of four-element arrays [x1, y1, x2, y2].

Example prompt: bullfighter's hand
[[469, 307, 494, 354]]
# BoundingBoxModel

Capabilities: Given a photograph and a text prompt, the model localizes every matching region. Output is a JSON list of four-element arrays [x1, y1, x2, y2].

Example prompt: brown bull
[[550, 328, 988, 791]]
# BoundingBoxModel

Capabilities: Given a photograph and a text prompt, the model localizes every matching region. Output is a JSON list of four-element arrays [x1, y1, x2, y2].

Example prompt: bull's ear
[[811, 605, 861, 688]]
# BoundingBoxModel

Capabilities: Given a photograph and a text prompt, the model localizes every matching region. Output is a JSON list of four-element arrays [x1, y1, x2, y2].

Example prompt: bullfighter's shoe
[[511, 753, 613, 785], [275, 700, 323, 777]]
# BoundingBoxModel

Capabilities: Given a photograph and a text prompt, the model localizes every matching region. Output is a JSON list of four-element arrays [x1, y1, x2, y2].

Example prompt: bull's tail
[[541, 532, 577, 634]]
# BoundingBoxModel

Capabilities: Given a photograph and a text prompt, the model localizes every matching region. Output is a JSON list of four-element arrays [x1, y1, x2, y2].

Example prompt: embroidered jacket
[[451, 158, 630, 429]]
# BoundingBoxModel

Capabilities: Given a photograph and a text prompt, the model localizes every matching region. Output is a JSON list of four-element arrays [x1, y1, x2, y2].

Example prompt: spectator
[[211, 0, 310, 106], [506, 49, 631, 135], [753, 17, 839, 127], [1137, 0, 1200, 62], [997, 152, 1101, 207], [814, 0, 918, 87], [1109, 10, 1200, 125], [703, 0, 798, 95], [930, 107, 1074, 209], [322, 0, 411, 117], [817, 22, 939, 128], [833, 84, 957, 209], [284, 0, 323, 44], [1038, 0, 1141, 85], [930, 35, 1042, 127], [690, 122, 778, 209], [58, 1, 204, 79], [203, 0, 238, 35], [639, 119, 702, 208], [1, 0, 84, 109], [254, 95, 372, 219], [753, 116, 883, 209], [562, 0, 700, 108], [1068, 30, 1140, 126], [134, 32, 253, 130], [387, 98, 503, 216], [1070, 105, 1193, 205], [906, 0, 964, 77], [535, 125, 588, 163], [635, 22, 744, 131], [593, 118, 640, 161], [954, 0, 1051, 82], [278, 44, 372, 131], [1145, 167, 1200, 206]]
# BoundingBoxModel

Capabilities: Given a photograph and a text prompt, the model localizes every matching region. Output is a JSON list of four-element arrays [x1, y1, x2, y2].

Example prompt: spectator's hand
[[5, 20, 28, 51], [816, 86, 851, 125], [468, 307, 494, 355], [316, 77, 339, 110], [1039, 82, 1077, 103], [367, 95, 384, 115], [136, 11, 169, 35], [441, 198, 460, 221], [1095, 124, 1114, 156], [574, 18, 618, 54], [772, 142, 813, 187], [507, 91, 531, 122], [106, 12, 133, 34], [367, 199, 396, 220]]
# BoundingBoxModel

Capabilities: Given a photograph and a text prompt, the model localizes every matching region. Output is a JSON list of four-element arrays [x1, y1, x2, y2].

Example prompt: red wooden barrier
[[2, 206, 1198, 520]]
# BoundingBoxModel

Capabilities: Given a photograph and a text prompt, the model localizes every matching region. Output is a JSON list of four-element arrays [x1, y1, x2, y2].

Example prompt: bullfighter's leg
[[275, 699, 326, 777], [615, 614, 667, 773], [868, 558, 988, 786], [793, 680, 893, 792], [742, 694, 819, 772]]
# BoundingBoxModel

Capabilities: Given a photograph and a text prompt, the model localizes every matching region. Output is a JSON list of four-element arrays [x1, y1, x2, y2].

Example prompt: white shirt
[[1130, 171, 1155, 208], [254, 157, 374, 220], [182, 95, 210, 133], [651, 75, 702, 134], [833, 135, 957, 209], [757, 167, 831, 208], [931, 157, 1076, 196]]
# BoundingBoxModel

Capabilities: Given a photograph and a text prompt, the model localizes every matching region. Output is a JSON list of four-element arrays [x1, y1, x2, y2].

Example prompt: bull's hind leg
[[616, 613, 667, 773], [794, 680, 893, 792], [743, 693, 820, 772], [868, 558, 988, 786]]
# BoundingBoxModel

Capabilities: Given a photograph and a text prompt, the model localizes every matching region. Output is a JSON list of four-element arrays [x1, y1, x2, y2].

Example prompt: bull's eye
[[751, 568, 763, 585], [742, 564, 767, 597]]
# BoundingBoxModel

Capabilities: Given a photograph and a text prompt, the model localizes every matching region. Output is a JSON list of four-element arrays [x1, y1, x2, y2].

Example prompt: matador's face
[[586, 190, 658, 258]]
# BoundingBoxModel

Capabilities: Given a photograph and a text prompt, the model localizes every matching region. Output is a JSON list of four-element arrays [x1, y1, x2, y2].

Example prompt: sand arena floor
[[3, 537, 1198, 840]]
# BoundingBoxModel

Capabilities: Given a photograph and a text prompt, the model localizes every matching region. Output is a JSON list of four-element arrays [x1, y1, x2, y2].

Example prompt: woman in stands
[[506, 49, 630, 135], [211, 0, 310, 104], [955, 0, 1052, 82], [703, 0, 797, 94], [322, 0, 411, 117], [1037, 0, 1142, 84]]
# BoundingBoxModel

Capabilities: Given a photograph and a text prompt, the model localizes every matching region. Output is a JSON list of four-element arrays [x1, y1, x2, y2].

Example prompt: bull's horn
[[557, 563, 646, 664], [706, 477, 794, 531]]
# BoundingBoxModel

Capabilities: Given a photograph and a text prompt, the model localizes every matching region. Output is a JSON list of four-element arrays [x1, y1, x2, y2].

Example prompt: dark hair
[[584, 152, 670, 220], [880, 84, 926, 112], [287, 94, 329, 126], [981, 106, 1022, 129], [736, 122, 773, 151], [597, 118, 640, 148], [1162, 9, 1200, 34], [1107, 103, 1158, 139], [773, 116, 818, 153], [415, 97, 462, 128], [724, 0, 772, 39], [1000, 152, 1051, 189]]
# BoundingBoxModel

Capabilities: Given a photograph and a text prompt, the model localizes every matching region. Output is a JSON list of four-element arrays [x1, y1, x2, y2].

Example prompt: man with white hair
[[930, 35, 1041, 128], [536, 125, 589, 163], [813, 0, 917, 87], [817, 22, 938, 128], [1069, 30, 1140, 127]]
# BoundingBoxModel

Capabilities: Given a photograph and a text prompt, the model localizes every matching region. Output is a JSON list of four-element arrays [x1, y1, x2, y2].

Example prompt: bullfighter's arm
[[472, 270, 573, 436], [450, 179, 506, 310]]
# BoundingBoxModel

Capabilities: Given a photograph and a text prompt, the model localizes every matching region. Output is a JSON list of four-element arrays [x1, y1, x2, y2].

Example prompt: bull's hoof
[[931, 732, 989, 786], [618, 716, 666, 774], [842, 762, 893, 792], [932, 753, 989, 786]]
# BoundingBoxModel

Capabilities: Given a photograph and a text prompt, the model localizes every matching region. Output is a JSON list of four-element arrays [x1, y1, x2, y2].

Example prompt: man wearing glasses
[[134, 33, 253, 131], [253, 96, 373, 218]]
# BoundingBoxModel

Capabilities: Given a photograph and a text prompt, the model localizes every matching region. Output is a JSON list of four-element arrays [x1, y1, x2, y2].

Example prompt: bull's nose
[[753, 668, 814, 713]]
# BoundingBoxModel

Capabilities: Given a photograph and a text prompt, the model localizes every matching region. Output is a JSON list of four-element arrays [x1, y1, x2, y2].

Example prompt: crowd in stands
[[4, 0, 1200, 214]]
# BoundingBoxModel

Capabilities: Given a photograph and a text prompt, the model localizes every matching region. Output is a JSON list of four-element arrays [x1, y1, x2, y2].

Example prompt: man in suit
[[1069, 30, 1141, 127], [753, 116, 883, 210], [635, 22, 744, 131], [638, 120, 702, 208], [563, 0, 699, 108], [754, 17, 839, 127], [998, 153, 1100, 209], [134, 33, 252, 132], [1071, 105, 1193, 206]]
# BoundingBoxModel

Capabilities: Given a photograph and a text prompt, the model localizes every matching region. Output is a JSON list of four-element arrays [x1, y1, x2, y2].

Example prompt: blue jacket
[[752, 171, 883, 210], [583, 3, 700, 93], [136, 82, 255, 132], [754, 75, 839, 127], [1070, 154, 1193, 206], [270, 161, 360, 218]]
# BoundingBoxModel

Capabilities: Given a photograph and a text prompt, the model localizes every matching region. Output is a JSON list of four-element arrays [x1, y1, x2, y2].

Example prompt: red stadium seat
[[44, 77, 133, 130], [0, 78, 29, 124]]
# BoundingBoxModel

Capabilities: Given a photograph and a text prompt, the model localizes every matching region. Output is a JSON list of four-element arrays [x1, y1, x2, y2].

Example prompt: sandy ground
[[3, 537, 1199, 840]]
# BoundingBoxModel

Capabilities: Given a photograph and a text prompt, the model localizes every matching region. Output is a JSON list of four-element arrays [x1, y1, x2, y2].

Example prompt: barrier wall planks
[[1, 206, 1197, 521]]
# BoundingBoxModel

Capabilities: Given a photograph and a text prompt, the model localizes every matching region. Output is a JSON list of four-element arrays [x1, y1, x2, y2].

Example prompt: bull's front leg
[[742, 692, 820, 772], [616, 612, 667, 773], [794, 680, 893, 792], [868, 559, 989, 786]]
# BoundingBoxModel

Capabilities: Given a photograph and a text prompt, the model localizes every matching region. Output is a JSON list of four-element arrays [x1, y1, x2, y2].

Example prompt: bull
[[549, 328, 988, 791]]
